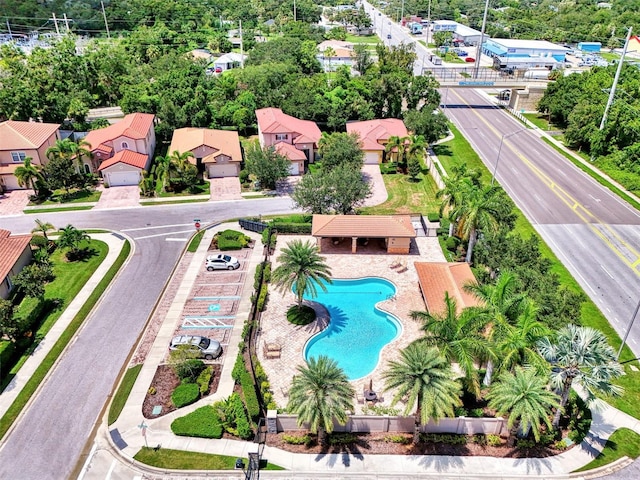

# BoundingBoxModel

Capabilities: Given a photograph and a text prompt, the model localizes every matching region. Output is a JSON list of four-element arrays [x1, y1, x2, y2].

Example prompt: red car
[[215, 66, 223, 73], [465, 57, 476, 62]]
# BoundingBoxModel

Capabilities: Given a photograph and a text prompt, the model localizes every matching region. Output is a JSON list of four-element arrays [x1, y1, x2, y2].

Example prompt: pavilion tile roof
[[0, 120, 60, 151], [98, 150, 148, 171], [414, 262, 480, 315], [84, 113, 154, 153], [312, 214, 416, 238], [0, 229, 32, 283]]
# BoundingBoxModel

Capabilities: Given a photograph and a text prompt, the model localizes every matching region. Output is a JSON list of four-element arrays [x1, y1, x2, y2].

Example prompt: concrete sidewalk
[[0, 233, 128, 421], [82, 223, 640, 479]]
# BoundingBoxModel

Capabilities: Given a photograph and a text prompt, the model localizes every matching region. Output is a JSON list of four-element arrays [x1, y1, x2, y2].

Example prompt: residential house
[[628, 36, 640, 55], [346, 118, 408, 164], [414, 262, 480, 314], [168, 128, 243, 178], [212, 53, 247, 73], [0, 120, 60, 191], [317, 40, 355, 71], [83, 113, 156, 186], [256, 108, 322, 175], [0, 229, 32, 299]]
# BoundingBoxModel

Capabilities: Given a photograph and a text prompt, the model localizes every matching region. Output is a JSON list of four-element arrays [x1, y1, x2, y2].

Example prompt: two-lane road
[[442, 88, 640, 356]]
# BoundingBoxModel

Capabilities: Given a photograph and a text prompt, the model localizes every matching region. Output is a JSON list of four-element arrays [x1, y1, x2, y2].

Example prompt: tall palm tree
[[538, 324, 624, 429], [168, 150, 196, 190], [496, 300, 551, 375], [384, 135, 407, 166], [410, 292, 490, 399], [450, 182, 502, 263], [46, 138, 77, 162], [465, 272, 527, 386], [271, 240, 332, 309], [31, 219, 55, 242], [382, 343, 462, 444], [487, 367, 559, 442], [14, 157, 43, 195], [152, 156, 172, 193], [405, 134, 427, 161], [287, 355, 355, 445]]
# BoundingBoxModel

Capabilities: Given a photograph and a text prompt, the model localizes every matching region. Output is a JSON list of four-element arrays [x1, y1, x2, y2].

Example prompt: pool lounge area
[[258, 234, 447, 412]]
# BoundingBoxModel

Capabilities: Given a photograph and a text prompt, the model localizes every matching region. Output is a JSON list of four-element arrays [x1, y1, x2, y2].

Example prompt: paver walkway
[[210, 177, 243, 200], [0, 189, 31, 216]]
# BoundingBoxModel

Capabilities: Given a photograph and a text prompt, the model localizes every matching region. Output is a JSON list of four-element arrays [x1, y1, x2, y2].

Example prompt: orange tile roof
[[84, 113, 155, 153], [168, 128, 242, 163], [0, 120, 60, 150], [0, 229, 32, 284], [98, 150, 148, 171], [275, 142, 306, 161], [346, 119, 408, 151], [312, 214, 416, 238], [256, 108, 321, 144], [414, 262, 480, 314]]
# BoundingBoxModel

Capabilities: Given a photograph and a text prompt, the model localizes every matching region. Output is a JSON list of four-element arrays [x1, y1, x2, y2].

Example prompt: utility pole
[[294, 0, 297, 22], [474, 0, 490, 79], [599, 26, 633, 131], [400, 0, 405, 24], [6, 20, 12, 37], [50, 13, 60, 36], [426, 0, 432, 46], [63, 13, 71, 32], [239, 20, 244, 68], [101, 1, 111, 39]]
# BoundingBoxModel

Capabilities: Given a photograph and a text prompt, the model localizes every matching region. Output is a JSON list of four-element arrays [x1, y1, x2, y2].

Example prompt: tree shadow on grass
[[66, 247, 98, 262]]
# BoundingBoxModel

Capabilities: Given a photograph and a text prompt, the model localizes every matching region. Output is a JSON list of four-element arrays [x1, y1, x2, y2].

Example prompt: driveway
[[209, 177, 242, 200], [93, 185, 140, 209], [362, 164, 388, 206], [0, 189, 31, 216]]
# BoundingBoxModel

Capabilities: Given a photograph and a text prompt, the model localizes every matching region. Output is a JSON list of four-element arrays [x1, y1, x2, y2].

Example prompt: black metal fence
[[239, 218, 269, 233]]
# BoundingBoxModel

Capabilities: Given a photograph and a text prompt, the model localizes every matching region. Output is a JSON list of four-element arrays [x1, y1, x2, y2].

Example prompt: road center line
[[121, 223, 194, 232]]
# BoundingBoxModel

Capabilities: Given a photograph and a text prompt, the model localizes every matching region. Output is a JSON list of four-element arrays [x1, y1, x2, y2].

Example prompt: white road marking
[[588, 194, 601, 203], [121, 223, 194, 232], [632, 339, 638, 345], [600, 265, 614, 279], [134, 229, 195, 240], [166, 238, 189, 242], [106, 460, 117, 480]]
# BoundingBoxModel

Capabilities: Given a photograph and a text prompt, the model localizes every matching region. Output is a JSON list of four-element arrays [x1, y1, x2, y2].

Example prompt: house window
[[11, 152, 26, 163], [275, 134, 288, 141], [84, 164, 91, 174], [121, 141, 129, 149]]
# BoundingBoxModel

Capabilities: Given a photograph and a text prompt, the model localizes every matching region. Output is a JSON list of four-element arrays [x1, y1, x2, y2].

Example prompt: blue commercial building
[[483, 38, 569, 70]]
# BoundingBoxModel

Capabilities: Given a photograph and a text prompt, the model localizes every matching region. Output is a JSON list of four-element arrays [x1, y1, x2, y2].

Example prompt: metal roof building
[[483, 38, 569, 63]]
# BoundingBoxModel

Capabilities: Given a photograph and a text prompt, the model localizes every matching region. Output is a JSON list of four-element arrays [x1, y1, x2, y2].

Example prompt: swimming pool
[[303, 277, 402, 380]]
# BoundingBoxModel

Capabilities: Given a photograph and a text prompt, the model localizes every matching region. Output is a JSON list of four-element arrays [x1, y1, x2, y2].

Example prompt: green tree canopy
[[244, 142, 291, 190], [318, 132, 364, 171]]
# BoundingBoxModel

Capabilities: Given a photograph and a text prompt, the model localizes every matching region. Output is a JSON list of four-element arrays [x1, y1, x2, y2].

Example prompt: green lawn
[[28, 188, 101, 206], [24, 206, 94, 213], [344, 34, 380, 44], [575, 428, 640, 472], [157, 182, 209, 197], [140, 199, 209, 206], [108, 364, 143, 425], [433, 123, 492, 184], [522, 113, 561, 131], [134, 447, 285, 470], [187, 231, 204, 253]]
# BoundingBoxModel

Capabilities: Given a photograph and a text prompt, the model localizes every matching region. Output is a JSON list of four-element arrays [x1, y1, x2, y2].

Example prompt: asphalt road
[[0, 197, 294, 480], [441, 87, 640, 358]]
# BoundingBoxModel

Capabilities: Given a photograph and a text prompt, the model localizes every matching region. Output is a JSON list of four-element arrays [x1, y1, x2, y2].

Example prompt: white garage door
[[364, 152, 379, 164], [288, 162, 300, 175], [1, 175, 22, 190], [106, 171, 141, 186], [207, 164, 238, 178]]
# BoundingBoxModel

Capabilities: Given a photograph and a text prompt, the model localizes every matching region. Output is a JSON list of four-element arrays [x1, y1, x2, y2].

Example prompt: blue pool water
[[303, 278, 401, 380]]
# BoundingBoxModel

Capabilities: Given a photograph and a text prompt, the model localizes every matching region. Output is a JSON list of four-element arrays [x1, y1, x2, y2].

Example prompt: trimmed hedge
[[239, 369, 261, 420], [171, 405, 223, 438], [269, 222, 312, 234], [262, 262, 271, 283], [171, 383, 200, 408], [256, 284, 268, 312], [218, 238, 244, 250], [232, 353, 245, 382], [427, 212, 440, 222], [197, 367, 212, 396], [0, 341, 16, 372]]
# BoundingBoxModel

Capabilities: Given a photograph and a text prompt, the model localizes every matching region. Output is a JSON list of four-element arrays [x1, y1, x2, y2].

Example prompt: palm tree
[[382, 343, 462, 444], [271, 240, 332, 309], [384, 135, 407, 166], [31, 219, 55, 242], [487, 367, 559, 442], [410, 292, 490, 399], [46, 138, 76, 162], [152, 156, 172, 193], [465, 272, 527, 386], [14, 157, 43, 195], [450, 182, 502, 263], [57, 224, 90, 258], [168, 150, 196, 190], [405, 134, 427, 161], [538, 324, 624, 429], [287, 355, 355, 445]]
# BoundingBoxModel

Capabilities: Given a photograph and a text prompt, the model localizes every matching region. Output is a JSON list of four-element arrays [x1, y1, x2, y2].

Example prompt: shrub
[[445, 236, 459, 252], [240, 369, 261, 420], [236, 414, 252, 439], [283, 433, 312, 446], [469, 408, 484, 418], [30, 235, 48, 249], [256, 284, 268, 311], [218, 237, 243, 250], [239, 169, 250, 184], [232, 353, 245, 382], [427, 212, 440, 222], [286, 304, 316, 325], [254, 263, 264, 290], [472, 434, 487, 445], [268, 222, 312, 234], [553, 440, 568, 451], [567, 393, 592, 444], [171, 405, 223, 438], [328, 433, 358, 445], [197, 367, 212, 396], [516, 439, 536, 449], [262, 262, 271, 284], [171, 383, 200, 408], [362, 404, 400, 416], [383, 434, 411, 444], [487, 434, 502, 446], [175, 359, 205, 382], [0, 341, 16, 374]]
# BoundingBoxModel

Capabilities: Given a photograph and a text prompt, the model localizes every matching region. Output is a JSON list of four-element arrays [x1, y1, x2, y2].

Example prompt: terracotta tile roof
[[0, 120, 60, 151], [256, 108, 321, 144], [275, 141, 306, 161], [0, 229, 32, 283], [414, 262, 480, 314], [346, 119, 408, 151], [168, 128, 242, 163], [312, 214, 416, 238], [98, 150, 148, 171], [84, 113, 154, 153]]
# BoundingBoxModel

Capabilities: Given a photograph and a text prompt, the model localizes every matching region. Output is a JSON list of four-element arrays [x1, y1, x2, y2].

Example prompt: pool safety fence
[[272, 413, 507, 437]]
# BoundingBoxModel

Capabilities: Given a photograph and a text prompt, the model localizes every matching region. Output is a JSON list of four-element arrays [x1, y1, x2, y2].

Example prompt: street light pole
[[491, 128, 526, 185], [426, 0, 432, 46], [617, 297, 640, 360], [474, 0, 490, 79]]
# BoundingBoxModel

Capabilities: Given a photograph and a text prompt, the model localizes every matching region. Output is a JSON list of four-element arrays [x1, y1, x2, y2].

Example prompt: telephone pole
[[62, 13, 71, 32], [599, 27, 633, 131], [50, 13, 60, 36], [101, 1, 111, 39]]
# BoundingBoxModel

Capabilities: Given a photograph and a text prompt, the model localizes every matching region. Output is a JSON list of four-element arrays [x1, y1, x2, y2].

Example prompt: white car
[[205, 254, 240, 271], [169, 335, 222, 360]]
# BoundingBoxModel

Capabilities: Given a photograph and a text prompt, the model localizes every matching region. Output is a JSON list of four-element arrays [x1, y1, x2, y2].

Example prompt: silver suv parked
[[169, 335, 222, 360], [205, 254, 240, 271]]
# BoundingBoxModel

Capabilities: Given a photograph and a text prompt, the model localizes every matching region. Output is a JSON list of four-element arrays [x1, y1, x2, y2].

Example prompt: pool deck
[[258, 234, 447, 411]]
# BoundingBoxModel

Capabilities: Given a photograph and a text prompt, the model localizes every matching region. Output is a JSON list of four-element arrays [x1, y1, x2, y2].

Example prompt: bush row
[[256, 284, 268, 312], [239, 368, 261, 420], [268, 222, 312, 234]]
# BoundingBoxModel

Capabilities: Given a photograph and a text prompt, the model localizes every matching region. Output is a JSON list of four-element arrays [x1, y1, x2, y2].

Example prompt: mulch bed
[[267, 431, 570, 458], [142, 364, 221, 419]]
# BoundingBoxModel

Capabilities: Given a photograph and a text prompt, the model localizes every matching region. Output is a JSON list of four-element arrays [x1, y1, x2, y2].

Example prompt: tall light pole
[[474, 0, 490, 79], [617, 297, 640, 360], [599, 26, 632, 131], [401, 0, 405, 24], [492, 128, 526, 185], [426, 0, 432, 46]]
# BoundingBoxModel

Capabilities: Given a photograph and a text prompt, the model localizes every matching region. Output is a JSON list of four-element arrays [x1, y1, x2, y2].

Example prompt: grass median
[[134, 447, 285, 470]]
